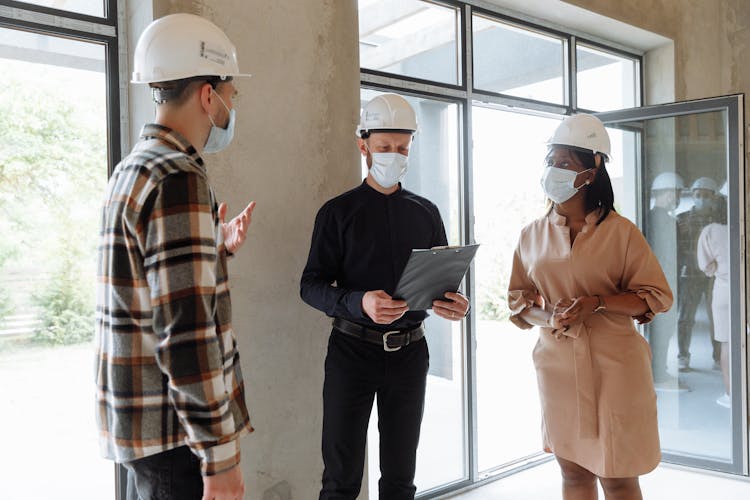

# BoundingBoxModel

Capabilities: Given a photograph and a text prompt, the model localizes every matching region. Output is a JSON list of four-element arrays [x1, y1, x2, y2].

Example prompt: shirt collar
[[139, 124, 205, 168], [549, 208, 604, 231], [361, 179, 403, 197]]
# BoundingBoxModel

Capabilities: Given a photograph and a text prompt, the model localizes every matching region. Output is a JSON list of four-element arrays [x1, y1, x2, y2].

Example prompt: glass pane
[[359, 0, 460, 85], [473, 15, 565, 104], [14, 0, 104, 17], [641, 111, 732, 462], [360, 89, 466, 494], [577, 44, 637, 111], [605, 126, 639, 222], [472, 106, 560, 471], [0, 27, 111, 497]]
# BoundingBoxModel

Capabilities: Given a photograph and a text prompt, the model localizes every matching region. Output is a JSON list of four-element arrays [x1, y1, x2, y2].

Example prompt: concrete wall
[[127, 0, 360, 498], [565, 0, 750, 122]]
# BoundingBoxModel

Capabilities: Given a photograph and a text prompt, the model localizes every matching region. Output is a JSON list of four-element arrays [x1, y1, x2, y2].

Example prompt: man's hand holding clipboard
[[392, 244, 479, 320]]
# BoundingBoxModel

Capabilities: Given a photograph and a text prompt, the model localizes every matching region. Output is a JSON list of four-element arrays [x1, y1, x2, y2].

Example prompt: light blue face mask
[[204, 89, 235, 154]]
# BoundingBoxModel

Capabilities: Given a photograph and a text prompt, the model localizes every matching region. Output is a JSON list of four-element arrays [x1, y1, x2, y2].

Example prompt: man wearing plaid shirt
[[95, 14, 254, 500]]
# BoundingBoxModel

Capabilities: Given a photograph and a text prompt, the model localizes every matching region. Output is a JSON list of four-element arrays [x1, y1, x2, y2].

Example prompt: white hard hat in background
[[652, 172, 685, 191], [132, 13, 251, 84], [690, 177, 719, 193], [356, 93, 418, 137], [548, 114, 611, 157]]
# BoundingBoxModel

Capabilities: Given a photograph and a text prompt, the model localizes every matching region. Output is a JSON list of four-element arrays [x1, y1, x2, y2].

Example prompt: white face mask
[[540, 166, 592, 204], [369, 152, 409, 189], [204, 89, 235, 154]]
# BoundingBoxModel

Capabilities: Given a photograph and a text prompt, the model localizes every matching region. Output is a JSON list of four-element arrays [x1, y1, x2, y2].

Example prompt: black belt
[[332, 317, 424, 352]]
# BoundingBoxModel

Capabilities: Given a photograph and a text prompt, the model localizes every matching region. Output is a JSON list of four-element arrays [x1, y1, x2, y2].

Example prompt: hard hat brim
[[547, 143, 609, 161], [132, 72, 252, 84]]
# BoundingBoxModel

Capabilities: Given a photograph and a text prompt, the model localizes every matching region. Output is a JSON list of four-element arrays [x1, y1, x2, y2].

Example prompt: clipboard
[[393, 244, 479, 311]]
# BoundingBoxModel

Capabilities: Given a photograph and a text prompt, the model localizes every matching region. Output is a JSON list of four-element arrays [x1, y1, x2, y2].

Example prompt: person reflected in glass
[[646, 172, 689, 392], [676, 177, 721, 371], [508, 114, 672, 500], [697, 181, 730, 408]]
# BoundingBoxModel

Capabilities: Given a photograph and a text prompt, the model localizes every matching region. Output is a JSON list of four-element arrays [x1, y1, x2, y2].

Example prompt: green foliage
[[32, 267, 94, 345], [0, 60, 106, 345], [0, 244, 15, 326], [31, 219, 95, 345], [474, 191, 546, 322]]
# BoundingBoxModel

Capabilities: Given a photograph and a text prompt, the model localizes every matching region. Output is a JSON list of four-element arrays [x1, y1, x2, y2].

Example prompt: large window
[[358, 1, 642, 497], [472, 15, 566, 104], [0, 2, 121, 499], [359, 0, 461, 85]]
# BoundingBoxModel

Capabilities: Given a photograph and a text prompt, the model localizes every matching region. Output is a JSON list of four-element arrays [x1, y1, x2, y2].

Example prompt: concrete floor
[[444, 460, 750, 499]]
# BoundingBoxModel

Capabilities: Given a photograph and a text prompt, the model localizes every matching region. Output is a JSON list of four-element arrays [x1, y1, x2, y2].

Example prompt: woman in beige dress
[[508, 114, 673, 500]]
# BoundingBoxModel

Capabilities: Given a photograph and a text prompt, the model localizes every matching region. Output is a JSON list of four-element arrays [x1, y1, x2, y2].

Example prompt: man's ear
[[357, 138, 368, 157], [595, 153, 602, 168], [198, 82, 214, 112]]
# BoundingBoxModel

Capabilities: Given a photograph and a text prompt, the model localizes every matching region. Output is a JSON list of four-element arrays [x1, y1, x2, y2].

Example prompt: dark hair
[[359, 129, 414, 139], [150, 75, 232, 105], [546, 147, 615, 225]]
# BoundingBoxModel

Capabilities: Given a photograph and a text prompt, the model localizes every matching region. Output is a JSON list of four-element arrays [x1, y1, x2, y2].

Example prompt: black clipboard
[[393, 244, 479, 311]]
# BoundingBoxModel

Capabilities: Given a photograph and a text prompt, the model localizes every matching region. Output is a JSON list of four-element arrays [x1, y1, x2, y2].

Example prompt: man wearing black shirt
[[300, 93, 469, 500]]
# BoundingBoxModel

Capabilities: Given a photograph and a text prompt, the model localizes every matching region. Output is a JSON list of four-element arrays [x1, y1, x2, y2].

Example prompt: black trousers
[[648, 313, 674, 382], [319, 329, 429, 500], [124, 445, 203, 500], [677, 275, 720, 362]]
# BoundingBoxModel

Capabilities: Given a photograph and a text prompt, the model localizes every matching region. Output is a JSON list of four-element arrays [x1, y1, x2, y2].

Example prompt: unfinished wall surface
[[128, 0, 361, 498], [565, 0, 750, 123]]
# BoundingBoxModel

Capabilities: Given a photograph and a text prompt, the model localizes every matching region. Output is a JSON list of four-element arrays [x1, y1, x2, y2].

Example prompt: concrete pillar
[[126, 0, 361, 497]]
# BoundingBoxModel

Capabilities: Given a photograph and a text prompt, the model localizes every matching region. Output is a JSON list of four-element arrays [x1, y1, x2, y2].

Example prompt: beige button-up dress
[[508, 209, 673, 478]]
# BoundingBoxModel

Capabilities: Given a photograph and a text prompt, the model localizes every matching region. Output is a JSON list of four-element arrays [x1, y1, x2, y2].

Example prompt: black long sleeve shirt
[[300, 180, 448, 331]]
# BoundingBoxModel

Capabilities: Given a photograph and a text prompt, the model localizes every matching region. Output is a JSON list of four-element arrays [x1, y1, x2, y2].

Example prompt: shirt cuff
[[346, 290, 367, 320], [197, 439, 241, 477]]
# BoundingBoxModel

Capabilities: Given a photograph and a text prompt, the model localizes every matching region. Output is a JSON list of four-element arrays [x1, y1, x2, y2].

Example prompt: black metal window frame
[[0, 0, 122, 170], [359, 1, 643, 498], [0, 0, 123, 496]]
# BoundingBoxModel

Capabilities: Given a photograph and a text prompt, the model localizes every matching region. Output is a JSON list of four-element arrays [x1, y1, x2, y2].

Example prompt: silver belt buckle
[[383, 331, 402, 352]]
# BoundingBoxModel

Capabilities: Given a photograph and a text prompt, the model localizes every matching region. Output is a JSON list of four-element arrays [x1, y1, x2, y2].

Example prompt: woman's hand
[[547, 298, 572, 329], [557, 296, 598, 327]]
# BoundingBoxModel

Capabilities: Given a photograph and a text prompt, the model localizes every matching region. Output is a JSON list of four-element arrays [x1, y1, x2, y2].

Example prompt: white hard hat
[[652, 172, 685, 191], [356, 93, 418, 137], [548, 114, 611, 157], [132, 13, 251, 84], [690, 177, 719, 193], [719, 181, 728, 196]]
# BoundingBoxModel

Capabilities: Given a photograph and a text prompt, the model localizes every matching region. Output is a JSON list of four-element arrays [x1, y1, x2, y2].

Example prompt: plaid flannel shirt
[[95, 124, 252, 476]]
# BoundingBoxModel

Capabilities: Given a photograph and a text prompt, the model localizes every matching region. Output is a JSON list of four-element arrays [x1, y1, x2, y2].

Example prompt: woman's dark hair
[[545, 147, 616, 225], [575, 149, 615, 225]]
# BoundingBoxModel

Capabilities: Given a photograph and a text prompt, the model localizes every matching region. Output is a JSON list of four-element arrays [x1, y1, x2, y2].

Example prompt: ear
[[357, 138, 368, 157], [198, 83, 214, 113], [595, 153, 602, 168]]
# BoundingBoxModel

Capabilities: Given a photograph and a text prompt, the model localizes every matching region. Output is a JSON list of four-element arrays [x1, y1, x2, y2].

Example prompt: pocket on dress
[[607, 405, 660, 476]]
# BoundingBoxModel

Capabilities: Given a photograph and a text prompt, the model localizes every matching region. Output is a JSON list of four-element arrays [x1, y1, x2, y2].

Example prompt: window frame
[[0, 0, 122, 171], [0, 0, 123, 497], [0, 0, 114, 23], [359, 0, 467, 90]]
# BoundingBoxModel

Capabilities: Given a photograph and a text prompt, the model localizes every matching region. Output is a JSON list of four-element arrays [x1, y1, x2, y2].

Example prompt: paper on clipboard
[[393, 244, 479, 311]]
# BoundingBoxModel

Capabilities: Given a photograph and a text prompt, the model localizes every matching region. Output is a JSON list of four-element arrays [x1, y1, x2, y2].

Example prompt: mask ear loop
[[207, 88, 231, 129]]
